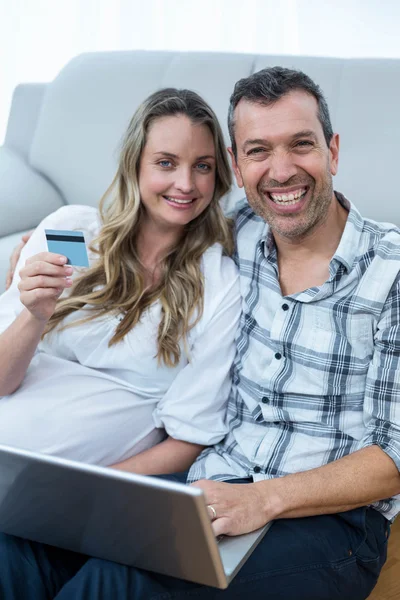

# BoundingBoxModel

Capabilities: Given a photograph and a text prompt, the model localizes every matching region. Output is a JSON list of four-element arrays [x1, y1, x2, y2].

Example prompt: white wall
[[1, 0, 400, 143]]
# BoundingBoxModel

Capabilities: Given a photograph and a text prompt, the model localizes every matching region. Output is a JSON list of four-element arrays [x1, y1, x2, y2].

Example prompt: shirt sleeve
[[0, 205, 99, 335], [356, 274, 400, 470], [152, 250, 240, 446]]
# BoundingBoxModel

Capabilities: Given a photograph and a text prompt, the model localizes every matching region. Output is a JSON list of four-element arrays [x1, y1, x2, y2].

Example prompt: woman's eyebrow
[[153, 152, 215, 161], [153, 151, 179, 158], [196, 155, 215, 161]]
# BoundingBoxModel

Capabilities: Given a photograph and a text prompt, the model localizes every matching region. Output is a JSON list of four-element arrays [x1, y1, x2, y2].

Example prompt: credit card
[[45, 229, 90, 267]]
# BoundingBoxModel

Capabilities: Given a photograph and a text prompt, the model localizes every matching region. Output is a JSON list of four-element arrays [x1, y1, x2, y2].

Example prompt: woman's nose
[[175, 167, 195, 192]]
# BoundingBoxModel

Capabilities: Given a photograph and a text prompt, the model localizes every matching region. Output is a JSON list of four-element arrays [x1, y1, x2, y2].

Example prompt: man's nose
[[175, 167, 195, 192], [268, 151, 297, 184]]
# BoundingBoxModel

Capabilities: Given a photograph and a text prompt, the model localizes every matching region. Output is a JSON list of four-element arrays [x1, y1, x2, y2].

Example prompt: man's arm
[[111, 437, 205, 475], [194, 445, 400, 536], [195, 277, 400, 536], [5, 231, 32, 290]]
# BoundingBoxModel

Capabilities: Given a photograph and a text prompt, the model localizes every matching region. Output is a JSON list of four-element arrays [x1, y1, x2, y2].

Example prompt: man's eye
[[247, 147, 265, 156], [295, 141, 313, 148]]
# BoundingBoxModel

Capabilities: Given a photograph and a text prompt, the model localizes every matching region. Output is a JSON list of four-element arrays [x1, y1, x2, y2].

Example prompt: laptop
[[0, 443, 271, 589]]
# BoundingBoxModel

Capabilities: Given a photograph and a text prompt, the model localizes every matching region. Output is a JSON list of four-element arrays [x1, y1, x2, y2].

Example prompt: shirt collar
[[259, 191, 364, 273], [331, 192, 364, 273]]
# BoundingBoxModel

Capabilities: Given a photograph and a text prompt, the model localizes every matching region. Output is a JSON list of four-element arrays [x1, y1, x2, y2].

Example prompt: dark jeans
[[0, 473, 391, 600]]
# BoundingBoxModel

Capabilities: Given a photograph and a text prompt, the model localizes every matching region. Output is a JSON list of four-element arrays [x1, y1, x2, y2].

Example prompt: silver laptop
[[0, 444, 271, 589]]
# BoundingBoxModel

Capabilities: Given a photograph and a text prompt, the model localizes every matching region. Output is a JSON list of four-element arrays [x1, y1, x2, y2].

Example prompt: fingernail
[[64, 267, 73, 275], [59, 256, 67, 264], [65, 278, 73, 286]]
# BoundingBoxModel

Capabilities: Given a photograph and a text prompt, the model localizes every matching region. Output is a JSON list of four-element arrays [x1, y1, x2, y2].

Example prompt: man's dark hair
[[228, 66, 334, 158]]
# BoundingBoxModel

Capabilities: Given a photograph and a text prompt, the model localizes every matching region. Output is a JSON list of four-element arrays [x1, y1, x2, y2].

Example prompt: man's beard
[[245, 174, 334, 241]]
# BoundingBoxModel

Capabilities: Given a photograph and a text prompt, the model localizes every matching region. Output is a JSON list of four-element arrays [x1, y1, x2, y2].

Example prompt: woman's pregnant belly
[[0, 353, 165, 466]]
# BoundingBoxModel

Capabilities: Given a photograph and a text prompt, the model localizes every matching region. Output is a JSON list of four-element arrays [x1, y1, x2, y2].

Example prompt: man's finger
[[21, 231, 33, 243], [5, 271, 13, 290], [212, 517, 230, 537], [10, 241, 25, 272]]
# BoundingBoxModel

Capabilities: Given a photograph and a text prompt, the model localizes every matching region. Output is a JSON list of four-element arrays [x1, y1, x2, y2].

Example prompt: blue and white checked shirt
[[188, 193, 400, 521]]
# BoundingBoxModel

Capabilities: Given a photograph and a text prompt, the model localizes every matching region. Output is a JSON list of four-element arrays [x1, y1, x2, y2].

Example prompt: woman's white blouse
[[0, 206, 240, 466]]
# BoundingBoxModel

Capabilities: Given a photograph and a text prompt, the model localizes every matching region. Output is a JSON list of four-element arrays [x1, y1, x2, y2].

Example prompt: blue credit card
[[45, 229, 90, 267]]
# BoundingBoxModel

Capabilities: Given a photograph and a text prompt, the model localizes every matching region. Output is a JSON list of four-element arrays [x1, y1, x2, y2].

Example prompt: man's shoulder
[[235, 203, 266, 237], [358, 215, 400, 259]]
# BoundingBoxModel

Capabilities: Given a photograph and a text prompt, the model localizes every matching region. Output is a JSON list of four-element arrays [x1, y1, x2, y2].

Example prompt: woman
[[0, 88, 240, 474]]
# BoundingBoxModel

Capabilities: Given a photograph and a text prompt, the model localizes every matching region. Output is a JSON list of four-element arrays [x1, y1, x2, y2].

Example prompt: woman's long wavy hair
[[43, 88, 234, 366]]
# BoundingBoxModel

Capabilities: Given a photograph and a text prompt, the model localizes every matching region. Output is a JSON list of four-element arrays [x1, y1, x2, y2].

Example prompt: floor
[[368, 518, 400, 599]]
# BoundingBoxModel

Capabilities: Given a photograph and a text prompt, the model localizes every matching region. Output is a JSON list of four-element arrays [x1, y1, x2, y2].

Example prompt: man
[[1, 67, 400, 599]]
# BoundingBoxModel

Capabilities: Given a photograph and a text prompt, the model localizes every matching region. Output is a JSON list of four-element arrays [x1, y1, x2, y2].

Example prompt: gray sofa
[[1, 50, 400, 292]]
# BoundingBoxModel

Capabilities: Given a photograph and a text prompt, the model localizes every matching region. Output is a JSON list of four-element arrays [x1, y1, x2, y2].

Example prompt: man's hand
[[191, 479, 275, 537], [5, 231, 33, 290]]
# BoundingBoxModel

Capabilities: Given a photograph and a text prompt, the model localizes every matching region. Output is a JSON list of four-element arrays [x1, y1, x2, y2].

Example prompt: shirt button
[[262, 396, 269, 404], [253, 466, 261, 474], [275, 352, 282, 360], [282, 303, 289, 311]]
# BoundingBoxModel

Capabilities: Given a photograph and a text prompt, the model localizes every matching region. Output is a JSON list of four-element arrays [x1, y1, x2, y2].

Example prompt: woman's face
[[138, 115, 217, 232]]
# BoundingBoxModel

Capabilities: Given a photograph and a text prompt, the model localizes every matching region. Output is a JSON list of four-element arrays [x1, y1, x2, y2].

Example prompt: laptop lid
[[0, 444, 268, 589]]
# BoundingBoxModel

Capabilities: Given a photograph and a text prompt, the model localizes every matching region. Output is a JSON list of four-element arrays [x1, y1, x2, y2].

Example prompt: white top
[[0, 205, 240, 466]]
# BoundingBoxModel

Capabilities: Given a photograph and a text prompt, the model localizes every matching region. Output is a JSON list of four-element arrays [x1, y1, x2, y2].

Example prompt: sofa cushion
[[0, 147, 64, 237], [29, 51, 254, 212]]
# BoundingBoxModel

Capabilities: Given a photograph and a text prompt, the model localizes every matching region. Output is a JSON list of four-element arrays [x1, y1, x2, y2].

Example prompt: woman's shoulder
[[201, 244, 239, 306], [201, 243, 238, 282], [41, 205, 101, 236], [189, 244, 240, 335]]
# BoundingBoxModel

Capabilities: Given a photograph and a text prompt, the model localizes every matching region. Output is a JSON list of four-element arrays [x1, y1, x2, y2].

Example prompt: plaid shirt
[[188, 193, 400, 521]]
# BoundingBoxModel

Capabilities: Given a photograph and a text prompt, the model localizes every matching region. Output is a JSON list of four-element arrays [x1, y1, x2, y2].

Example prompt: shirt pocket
[[312, 308, 374, 394]]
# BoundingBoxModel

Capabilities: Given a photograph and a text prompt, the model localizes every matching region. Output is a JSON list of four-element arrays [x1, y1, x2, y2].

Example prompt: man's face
[[228, 91, 339, 241]]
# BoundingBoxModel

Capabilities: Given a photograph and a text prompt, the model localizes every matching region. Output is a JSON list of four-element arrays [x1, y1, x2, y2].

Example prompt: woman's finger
[[18, 275, 73, 292], [25, 252, 67, 266], [20, 260, 72, 280]]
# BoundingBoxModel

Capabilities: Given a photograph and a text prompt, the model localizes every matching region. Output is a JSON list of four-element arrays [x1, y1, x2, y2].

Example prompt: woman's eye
[[158, 160, 173, 168], [196, 163, 211, 171]]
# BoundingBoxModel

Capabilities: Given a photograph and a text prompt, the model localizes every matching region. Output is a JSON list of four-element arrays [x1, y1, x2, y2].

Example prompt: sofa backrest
[[29, 51, 400, 223]]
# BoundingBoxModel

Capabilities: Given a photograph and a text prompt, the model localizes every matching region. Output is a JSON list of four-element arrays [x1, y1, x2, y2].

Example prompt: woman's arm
[[111, 437, 205, 475], [0, 206, 98, 396], [0, 252, 72, 396]]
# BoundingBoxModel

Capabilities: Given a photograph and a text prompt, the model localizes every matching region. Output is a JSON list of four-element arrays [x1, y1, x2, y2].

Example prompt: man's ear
[[227, 147, 244, 188], [329, 133, 339, 176]]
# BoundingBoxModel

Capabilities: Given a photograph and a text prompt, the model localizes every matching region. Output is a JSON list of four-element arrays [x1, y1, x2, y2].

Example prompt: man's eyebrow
[[291, 130, 318, 141], [242, 130, 318, 152], [242, 138, 270, 151]]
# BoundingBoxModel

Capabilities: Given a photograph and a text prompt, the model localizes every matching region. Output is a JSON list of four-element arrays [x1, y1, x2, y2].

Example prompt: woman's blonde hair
[[44, 88, 233, 366]]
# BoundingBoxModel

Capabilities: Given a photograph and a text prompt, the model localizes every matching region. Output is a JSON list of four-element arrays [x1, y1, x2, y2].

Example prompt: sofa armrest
[[4, 83, 48, 160], [0, 146, 64, 237]]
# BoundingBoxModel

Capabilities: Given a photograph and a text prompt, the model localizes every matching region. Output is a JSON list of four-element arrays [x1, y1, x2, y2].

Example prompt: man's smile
[[268, 186, 308, 206]]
